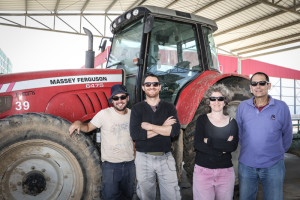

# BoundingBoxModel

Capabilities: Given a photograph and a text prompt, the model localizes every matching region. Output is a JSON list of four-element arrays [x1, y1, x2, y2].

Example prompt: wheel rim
[[0, 139, 84, 199]]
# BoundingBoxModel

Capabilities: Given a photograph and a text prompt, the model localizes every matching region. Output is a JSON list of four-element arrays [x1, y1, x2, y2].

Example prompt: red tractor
[[0, 5, 251, 199]]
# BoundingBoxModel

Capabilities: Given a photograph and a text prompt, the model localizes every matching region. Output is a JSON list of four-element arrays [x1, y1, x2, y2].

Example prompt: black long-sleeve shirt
[[194, 114, 239, 169], [130, 100, 181, 152]]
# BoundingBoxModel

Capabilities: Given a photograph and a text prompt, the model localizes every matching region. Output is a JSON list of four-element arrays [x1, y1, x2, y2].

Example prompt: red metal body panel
[[218, 55, 238, 73], [0, 69, 123, 122], [218, 55, 300, 80], [176, 71, 249, 126], [241, 59, 300, 80]]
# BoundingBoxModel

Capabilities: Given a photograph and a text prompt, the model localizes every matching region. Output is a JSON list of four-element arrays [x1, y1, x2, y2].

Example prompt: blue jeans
[[238, 160, 285, 200], [135, 151, 181, 200], [101, 160, 135, 200]]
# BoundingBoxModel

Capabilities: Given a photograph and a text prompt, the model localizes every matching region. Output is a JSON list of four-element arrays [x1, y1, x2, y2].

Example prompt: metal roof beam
[[105, 0, 118, 13], [81, 0, 90, 13], [27, 16, 52, 30], [214, 3, 300, 37], [127, 0, 142, 11], [25, 0, 28, 13], [0, 17, 22, 26], [166, 0, 180, 8], [138, 0, 148, 6], [0, 22, 103, 37], [232, 32, 300, 51], [216, 47, 237, 56], [82, 15, 103, 36], [238, 38, 300, 55], [218, 19, 300, 46], [56, 15, 78, 33], [242, 45, 300, 59], [25, 0, 28, 25], [215, 1, 261, 22], [214, 10, 285, 37], [54, 0, 61, 13], [0, 13, 119, 16], [260, 0, 300, 17], [193, 0, 224, 14]]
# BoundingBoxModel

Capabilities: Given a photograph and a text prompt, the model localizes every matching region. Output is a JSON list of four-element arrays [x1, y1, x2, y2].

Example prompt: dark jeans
[[101, 160, 135, 200]]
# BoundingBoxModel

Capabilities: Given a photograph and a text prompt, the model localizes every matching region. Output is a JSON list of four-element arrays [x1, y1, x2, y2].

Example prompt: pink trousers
[[193, 165, 235, 200]]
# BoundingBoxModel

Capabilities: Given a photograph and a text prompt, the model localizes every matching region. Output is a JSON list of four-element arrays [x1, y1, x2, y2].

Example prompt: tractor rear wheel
[[0, 113, 101, 200]]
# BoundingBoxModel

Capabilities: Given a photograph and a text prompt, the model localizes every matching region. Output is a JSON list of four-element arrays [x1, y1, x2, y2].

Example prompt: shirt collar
[[246, 95, 274, 107]]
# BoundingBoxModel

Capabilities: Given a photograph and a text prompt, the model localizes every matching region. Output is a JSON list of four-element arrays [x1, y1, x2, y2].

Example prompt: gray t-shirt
[[90, 107, 134, 163]]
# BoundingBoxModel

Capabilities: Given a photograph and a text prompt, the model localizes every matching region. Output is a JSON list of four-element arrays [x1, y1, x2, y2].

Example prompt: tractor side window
[[202, 27, 219, 71], [107, 19, 144, 106], [146, 18, 202, 103]]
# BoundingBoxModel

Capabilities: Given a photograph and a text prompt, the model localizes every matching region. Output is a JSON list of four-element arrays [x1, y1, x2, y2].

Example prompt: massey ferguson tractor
[[0, 5, 251, 199]]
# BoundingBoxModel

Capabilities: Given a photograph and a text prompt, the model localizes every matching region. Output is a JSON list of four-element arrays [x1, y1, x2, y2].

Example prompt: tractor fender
[[176, 71, 249, 127]]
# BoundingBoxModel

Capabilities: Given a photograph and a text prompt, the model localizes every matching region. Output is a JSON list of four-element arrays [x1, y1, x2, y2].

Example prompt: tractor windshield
[[146, 18, 202, 103], [107, 18, 144, 105]]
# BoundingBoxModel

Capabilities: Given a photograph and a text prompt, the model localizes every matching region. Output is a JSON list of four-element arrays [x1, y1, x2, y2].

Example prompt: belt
[[145, 152, 169, 156]]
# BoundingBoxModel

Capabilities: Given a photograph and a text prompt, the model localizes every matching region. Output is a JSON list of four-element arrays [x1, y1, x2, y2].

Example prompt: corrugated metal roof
[[0, 0, 300, 58]]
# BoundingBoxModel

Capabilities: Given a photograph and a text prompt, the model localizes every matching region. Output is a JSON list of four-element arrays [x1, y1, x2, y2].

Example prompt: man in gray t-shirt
[[69, 84, 135, 200]]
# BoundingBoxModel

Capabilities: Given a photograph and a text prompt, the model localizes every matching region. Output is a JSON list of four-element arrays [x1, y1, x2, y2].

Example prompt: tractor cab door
[[107, 18, 144, 107], [145, 18, 203, 103]]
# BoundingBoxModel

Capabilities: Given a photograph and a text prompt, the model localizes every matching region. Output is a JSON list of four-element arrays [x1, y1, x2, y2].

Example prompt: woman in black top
[[193, 84, 239, 200]]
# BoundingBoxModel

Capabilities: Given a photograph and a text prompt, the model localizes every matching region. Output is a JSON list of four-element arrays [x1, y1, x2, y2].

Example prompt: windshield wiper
[[107, 61, 123, 68]]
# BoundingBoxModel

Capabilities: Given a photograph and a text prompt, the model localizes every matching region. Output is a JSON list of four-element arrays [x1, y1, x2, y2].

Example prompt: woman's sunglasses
[[250, 81, 269, 87], [112, 95, 128, 101], [143, 82, 160, 87], [209, 97, 225, 101]]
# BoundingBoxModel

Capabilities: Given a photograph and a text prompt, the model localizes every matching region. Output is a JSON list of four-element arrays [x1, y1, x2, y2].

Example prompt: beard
[[144, 90, 160, 98], [113, 101, 128, 111]]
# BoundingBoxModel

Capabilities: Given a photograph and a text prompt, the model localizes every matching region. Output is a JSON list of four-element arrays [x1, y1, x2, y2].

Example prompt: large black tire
[[0, 113, 101, 200], [182, 84, 251, 182], [182, 100, 206, 182]]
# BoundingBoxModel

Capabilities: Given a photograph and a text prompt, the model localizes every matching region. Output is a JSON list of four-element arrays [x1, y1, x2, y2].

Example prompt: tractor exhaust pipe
[[83, 27, 95, 69]]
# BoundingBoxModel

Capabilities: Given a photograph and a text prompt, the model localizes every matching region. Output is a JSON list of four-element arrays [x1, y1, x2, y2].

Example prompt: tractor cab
[[107, 5, 219, 106]]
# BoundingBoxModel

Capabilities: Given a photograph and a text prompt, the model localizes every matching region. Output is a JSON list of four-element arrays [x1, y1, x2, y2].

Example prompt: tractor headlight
[[126, 12, 132, 19], [132, 9, 139, 16]]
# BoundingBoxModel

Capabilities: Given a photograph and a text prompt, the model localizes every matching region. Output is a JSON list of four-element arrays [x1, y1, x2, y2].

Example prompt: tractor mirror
[[144, 15, 154, 33], [99, 39, 107, 53]]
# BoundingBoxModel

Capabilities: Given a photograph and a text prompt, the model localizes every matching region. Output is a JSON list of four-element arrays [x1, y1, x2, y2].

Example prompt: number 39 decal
[[16, 101, 30, 110]]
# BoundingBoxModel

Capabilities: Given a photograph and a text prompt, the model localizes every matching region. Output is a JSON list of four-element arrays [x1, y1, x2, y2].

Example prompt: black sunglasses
[[143, 82, 160, 87], [112, 95, 128, 101], [250, 81, 269, 87], [209, 97, 225, 101]]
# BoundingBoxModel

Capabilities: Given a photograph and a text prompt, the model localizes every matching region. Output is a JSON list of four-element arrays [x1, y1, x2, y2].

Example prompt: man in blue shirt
[[236, 72, 293, 200]]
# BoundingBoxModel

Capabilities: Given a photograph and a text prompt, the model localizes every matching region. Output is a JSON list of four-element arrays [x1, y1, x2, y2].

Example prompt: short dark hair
[[142, 73, 160, 84], [250, 72, 269, 83]]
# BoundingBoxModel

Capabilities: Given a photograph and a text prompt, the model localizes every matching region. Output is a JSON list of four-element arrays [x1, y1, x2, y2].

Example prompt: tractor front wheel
[[0, 113, 101, 200]]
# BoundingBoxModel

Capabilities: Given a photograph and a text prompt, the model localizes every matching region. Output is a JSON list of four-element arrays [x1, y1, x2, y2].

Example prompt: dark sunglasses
[[250, 81, 269, 87], [143, 82, 160, 87], [209, 97, 225, 101], [112, 95, 128, 101]]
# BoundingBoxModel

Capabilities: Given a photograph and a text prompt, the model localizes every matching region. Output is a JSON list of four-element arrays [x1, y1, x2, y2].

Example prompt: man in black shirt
[[130, 73, 181, 199]]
